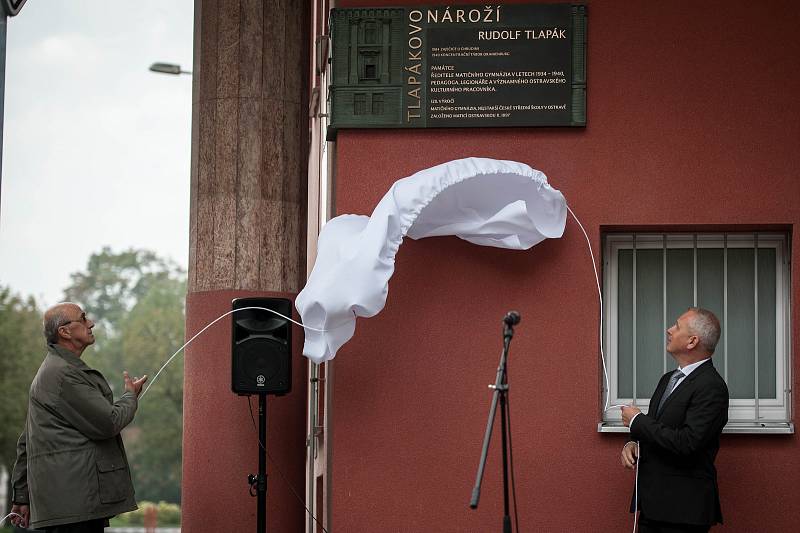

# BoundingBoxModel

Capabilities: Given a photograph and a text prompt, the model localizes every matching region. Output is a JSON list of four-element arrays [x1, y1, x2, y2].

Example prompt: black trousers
[[639, 515, 711, 533], [42, 519, 105, 533]]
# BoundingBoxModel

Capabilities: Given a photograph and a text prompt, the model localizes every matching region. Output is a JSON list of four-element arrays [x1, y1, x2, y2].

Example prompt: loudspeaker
[[231, 297, 292, 395]]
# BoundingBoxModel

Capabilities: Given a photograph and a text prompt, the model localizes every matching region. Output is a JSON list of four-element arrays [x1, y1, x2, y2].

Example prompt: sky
[[0, 1, 194, 307]]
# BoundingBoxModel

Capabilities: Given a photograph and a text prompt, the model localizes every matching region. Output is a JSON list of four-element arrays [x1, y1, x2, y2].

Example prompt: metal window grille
[[602, 232, 791, 429]]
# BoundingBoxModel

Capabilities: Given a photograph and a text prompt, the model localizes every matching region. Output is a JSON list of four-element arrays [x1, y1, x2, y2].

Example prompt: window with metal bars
[[601, 233, 792, 433]]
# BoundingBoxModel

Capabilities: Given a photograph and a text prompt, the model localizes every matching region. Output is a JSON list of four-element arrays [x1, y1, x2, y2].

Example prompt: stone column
[[182, 1, 309, 531]]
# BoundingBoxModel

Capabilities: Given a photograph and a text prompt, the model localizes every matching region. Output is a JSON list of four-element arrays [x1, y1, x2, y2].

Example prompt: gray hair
[[686, 307, 721, 355], [43, 303, 73, 344]]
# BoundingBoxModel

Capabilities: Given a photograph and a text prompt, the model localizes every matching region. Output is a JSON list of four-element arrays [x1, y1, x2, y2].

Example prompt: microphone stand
[[469, 314, 518, 533]]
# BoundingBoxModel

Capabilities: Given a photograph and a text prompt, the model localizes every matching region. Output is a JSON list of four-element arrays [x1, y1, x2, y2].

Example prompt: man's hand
[[124, 371, 148, 397], [10, 503, 29, 528], [620, 442, 638, 470], [621, 405, 641, 427]]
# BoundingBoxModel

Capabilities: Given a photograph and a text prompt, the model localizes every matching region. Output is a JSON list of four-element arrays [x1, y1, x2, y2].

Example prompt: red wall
[[330, 1, 799, 531]]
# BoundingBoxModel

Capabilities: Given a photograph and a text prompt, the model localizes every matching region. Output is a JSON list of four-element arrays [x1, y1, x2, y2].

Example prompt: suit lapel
[[648, 372, 671, 417], [656, 360, 715, 418]]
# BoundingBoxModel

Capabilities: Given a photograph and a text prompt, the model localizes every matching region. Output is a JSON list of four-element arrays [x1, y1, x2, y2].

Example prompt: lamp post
[[149, 62, 192, 75], [1, 0, 28, 224]]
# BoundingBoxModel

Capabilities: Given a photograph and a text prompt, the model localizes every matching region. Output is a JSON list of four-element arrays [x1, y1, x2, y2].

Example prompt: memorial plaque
[[328, 3, 586, 138]]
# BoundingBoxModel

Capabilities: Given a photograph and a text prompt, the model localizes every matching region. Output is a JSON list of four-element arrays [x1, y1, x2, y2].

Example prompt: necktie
[[656, 369, 685, 415]]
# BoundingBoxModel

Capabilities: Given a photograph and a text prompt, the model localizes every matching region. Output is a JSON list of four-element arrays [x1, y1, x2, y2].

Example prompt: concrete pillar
[[182, 1, 309, 531]]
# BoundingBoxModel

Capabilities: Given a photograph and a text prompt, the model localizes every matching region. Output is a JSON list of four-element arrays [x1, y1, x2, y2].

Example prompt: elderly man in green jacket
[[9, 302, 147, 532]]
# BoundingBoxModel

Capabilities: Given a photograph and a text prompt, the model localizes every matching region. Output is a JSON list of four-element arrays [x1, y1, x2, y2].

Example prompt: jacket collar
[[655, 359, 715, 418], [48, 343, 91, 370], [683, 358, 714, 383]]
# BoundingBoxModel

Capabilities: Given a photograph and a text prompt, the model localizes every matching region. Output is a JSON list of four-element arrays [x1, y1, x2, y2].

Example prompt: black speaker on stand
[[231, 297, 293, 533], [232, 297, 292, 395]]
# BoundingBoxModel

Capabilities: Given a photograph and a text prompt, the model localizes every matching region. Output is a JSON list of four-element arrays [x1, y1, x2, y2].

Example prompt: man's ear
[[687, 335, 699, 350], [57, 325, 71, 340]]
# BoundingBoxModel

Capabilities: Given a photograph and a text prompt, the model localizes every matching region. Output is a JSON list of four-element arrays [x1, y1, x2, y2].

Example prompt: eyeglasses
[[58, 312, 89, 328]]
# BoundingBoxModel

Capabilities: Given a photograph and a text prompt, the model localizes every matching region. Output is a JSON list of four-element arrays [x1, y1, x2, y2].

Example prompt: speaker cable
[[0, 512, 23, 527]]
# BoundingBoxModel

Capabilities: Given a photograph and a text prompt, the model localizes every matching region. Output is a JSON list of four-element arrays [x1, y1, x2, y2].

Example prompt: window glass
[[603, 233, 789, 429], [635, 249, 664, 398], [697, 248, 725, 370], [758, 248, 776, 398], [617, 249, 633, 398], [727, 248, 755, 399]]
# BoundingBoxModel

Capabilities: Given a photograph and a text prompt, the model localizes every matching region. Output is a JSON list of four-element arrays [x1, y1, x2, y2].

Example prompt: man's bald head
[[43, 303, 81, 344], [43, 303, 96, 356]]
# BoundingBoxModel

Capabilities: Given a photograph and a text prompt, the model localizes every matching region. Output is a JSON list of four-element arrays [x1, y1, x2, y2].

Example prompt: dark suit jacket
[[629, 359, 729, 526]]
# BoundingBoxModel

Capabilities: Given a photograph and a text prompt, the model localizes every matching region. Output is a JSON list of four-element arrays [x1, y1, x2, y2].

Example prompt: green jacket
[[11, 344, 139, 529]]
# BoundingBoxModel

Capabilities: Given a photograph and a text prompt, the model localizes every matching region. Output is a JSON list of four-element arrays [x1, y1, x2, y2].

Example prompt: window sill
[[597, 421, 795, 434]]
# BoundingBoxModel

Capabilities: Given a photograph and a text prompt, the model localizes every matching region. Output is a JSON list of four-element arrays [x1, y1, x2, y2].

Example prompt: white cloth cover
[[295, 157, 567, 363]]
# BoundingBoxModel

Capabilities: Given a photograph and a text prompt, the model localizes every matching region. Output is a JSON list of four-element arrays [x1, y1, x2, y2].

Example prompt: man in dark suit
[[620, 307, 729, 533]]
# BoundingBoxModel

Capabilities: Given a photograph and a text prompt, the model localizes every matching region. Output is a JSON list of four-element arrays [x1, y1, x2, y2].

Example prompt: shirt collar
[[678, 357, 711, 377]]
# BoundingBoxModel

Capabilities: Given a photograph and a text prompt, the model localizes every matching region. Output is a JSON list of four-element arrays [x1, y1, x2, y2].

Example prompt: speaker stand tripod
[[247, 393, 268, 533]]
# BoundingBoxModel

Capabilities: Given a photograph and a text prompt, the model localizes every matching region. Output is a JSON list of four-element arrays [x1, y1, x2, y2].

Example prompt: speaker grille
[[242, 338, 284, 382], [231, 297, 292, 395]]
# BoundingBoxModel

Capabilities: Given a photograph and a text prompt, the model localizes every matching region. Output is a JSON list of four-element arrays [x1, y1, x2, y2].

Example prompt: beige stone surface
[[189, 0, 309, 293]]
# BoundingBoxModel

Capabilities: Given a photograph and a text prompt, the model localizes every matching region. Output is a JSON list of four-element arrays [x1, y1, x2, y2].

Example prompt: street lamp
[[149, 62, 191, 75]]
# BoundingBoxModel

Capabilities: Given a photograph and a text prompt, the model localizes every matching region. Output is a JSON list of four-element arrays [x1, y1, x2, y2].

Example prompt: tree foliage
[[1, 248, 186, 510], [0, 288, 44, 505], [65, 248, 187, 504], [119, 274, 186, 503], [64, 247, 186, 502], [63, 246, 179, 333]]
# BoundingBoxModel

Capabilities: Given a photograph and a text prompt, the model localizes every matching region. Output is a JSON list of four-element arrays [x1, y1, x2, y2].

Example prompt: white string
[[5, 308, 330, 528], [633, 442, 641, 533], [0, 512, 22, 526], [12, 208, 640, 530], [141, 209, 620, 409], [568, 205, 641, 532], [139, 215, 625, 404], [566, 206, 626, 411], [139, 306, 330, 400]]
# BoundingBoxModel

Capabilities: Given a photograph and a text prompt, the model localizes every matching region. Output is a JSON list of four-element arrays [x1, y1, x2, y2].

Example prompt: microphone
[[503, 311, 521, 326]]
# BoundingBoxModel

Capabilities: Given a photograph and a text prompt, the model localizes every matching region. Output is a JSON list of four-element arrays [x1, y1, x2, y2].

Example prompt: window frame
[[600, 232, 793, 434]]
